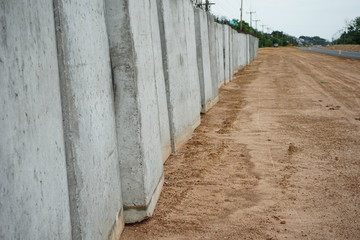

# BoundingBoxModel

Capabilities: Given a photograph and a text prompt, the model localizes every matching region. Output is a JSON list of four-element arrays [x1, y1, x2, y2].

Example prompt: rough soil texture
[[120, 48, 360, 240], [322, 44, 360, 53]]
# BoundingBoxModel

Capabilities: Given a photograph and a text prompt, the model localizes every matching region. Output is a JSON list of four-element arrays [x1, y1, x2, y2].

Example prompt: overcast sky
[[210, 0, 360, 40]]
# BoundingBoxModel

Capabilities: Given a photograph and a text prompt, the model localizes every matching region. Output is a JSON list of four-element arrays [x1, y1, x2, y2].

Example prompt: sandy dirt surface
[[120, 48, 360, 240], [322, 44, 360, 53]]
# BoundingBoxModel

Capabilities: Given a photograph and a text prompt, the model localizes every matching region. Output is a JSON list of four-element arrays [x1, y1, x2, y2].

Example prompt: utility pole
[[205, 0, 209, 11], [253, 19, 260, 30], [196, 0, 214, 11], [261, 24, 266, 33], [246, 11, 256, 28], [240, 0, 244, 31]]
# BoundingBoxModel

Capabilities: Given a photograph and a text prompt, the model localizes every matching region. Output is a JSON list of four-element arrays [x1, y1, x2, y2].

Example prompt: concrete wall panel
[[216, 23, 225, 87], [0, 1, 72, 239], [194, 9, 218, 113], [53, 0, 124, 239], [158, 0, 201, 151], [246, 34, 250, 64], [207, 14, 219, 101], [240, 33, 248, 67], [228, 29, 234, 78], [223, 25, 231, 83], [105, 0, 166, 223], [231, 30, 237, 73]]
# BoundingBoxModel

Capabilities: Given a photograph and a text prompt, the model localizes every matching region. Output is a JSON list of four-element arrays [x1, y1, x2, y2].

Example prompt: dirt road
[[120, 48, 360, 240]]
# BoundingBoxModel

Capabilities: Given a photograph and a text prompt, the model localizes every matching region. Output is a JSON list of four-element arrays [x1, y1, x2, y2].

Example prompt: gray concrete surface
[[253, 36, 259, 60], [223, 25, 231, 83], [0, 1, 72, 239], [105, 0, 166, 223], [232, 33, 239, 73], [240, 33, 248, 66], [246, 34, 250, 64], [228, 28, 234, 78], [54, 0, 124, 239], [207, 14, 220, 102], [299, 47, 360, 60], [233, 30, 238, 74], [158, 0, 201, 151], [1, 0, 259, 237], [194, 9, 218, 113], [216, 23, 225, 87]]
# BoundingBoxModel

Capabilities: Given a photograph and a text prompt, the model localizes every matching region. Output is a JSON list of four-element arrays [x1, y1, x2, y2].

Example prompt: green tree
[[333, 16, 360, 44], [215, 16, 299, 48]]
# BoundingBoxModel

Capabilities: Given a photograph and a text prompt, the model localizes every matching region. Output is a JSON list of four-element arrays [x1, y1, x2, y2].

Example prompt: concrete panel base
[[124, 174, 164, 223], [201, 96, 219, 114], [174, 115, 201, 151], [162, 145, 172, 163], [108, 209, 125, 240]]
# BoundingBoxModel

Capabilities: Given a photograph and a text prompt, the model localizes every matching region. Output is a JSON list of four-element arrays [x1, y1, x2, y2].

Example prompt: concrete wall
[[1, 0, 258, 238], [0, 1, 72, 239], [54, 0, 124, 239], [158, 0, 201, 151], [104, 0, 166, 223]]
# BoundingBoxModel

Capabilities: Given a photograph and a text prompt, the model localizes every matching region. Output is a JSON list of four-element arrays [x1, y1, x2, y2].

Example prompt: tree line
[[215, 18, 299, 48], [333, 17, 360, 44], [215, 16, 360, 47]]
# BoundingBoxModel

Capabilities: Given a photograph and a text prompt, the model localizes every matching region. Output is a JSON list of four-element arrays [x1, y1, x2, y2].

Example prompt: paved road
[[299, 47, 360, 59]]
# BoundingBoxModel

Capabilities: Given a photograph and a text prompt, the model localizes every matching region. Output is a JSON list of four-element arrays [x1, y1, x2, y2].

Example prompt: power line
[[253, 19, 260, 30], [195, 0, 215, 12], [261, 24, 266, 33], [246, 11, 256, 28]]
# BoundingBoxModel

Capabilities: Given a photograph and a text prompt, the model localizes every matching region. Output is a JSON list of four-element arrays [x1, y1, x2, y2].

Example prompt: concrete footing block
[[202, 96, 219, 114], [162, 145, 172, 163], [123, 175, 164, 223], [108, 210, 125, 240], [173, 116, 201, 152]]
